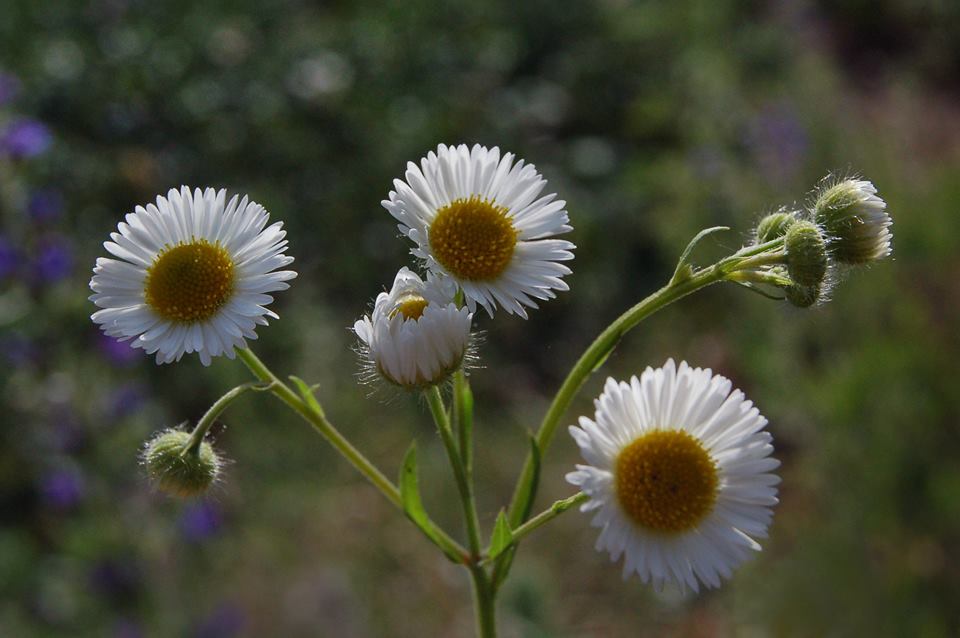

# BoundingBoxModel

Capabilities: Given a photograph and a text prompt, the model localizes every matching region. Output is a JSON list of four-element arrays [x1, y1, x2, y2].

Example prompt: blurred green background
[[1, 0, 958, 636]]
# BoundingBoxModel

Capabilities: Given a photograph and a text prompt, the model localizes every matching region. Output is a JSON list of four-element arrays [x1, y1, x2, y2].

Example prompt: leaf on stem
[[488, 510, 514, 561], [670, 226, 730, 285], [399, 443, 461, 563], [289, 375, 325, 417]]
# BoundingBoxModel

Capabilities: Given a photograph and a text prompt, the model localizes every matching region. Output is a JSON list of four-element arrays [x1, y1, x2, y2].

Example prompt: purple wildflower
[[40, 467, 86, 509], [180, 500, 224, 542], [1, 118, 53, 159], [28, 189, 64, 223]]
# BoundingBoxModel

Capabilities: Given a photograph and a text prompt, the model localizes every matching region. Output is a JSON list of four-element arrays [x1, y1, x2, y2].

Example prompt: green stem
[[454, 370, 474, 479], [235, 348, 468, 560], [508, 492, 589, 546], [469, 567, 497, 638], [504, 264, 729, 527], [183, 381, 271, 455], [426, 386, 483, 558]]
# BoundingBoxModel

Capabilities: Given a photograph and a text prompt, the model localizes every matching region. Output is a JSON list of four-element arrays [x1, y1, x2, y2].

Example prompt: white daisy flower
[[566, 359, 779, 592], [353, 267, 472, 389], [382, 143, 575, 318], [813, 178, 892, 264], [89, 186, 297, 366]]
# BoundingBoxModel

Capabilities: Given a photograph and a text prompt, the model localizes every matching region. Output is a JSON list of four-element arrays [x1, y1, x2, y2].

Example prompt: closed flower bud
[[756, 210, 797, 243], [785, 221, 828, 288], [143, 429, 221, 497], [785, 283, 820, 308], [813, 179, 892, 264]]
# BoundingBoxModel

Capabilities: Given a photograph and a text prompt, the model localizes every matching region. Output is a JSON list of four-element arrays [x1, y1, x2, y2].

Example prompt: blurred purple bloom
[[98, 333, 142, 366], [112, 619, 144, 638], [32, 236, 73, 283], [0, 333, 35, 366], [105, 382, 147, 420], [745, 101, 809, 183], [0, 71, 18, 105], [40, 467, 86, 509], [28, 189, 64, 223], [90, 557, 142, 602], [0, 235, 17, 279], [193, 602, 246, 638], [180, 500, 224, 542], [1, 118, 53, 159]]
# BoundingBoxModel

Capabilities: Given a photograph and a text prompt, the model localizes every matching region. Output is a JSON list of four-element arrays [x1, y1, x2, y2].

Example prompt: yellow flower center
[[144, 240, 235, 323], [429, 196, 518, 281], [614, 429, 718, 534], [392, 295, 429, 320]]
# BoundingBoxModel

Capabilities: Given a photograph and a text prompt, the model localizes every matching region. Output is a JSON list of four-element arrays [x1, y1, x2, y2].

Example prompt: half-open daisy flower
[[566, 359, 779, 592], [353, 267, 472, 389], [382, 143, 574, 318], [90, 187, 297, 366]]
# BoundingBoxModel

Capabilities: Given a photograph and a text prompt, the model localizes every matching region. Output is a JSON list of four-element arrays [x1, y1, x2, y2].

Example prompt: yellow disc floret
[[392, 295, 429, 320], [615, 429, 719, 534], [429, 196, 518, 281], [144, 240, 235, 323]]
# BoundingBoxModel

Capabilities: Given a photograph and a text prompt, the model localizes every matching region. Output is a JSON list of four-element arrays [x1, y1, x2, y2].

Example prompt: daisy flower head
[[354, 267, 473, 390], [813, 178, 892, 265], [382, 143, 575, 318], [89, 187, 297, 366], [566, 359, 779, 592]]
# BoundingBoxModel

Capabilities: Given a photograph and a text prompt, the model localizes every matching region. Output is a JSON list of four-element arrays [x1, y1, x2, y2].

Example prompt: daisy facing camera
[[89, 187, 297, 365], [382, 143, 575, 318], [567, 359, 779, 592]]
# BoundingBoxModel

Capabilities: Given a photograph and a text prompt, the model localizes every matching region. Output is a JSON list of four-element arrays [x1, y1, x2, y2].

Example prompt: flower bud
[[785, 283, 820, 308], [143, 429, 221, 497], [785, 221, 827, 288], [813, 179, 892, 264], [756, 210, 797, 243]]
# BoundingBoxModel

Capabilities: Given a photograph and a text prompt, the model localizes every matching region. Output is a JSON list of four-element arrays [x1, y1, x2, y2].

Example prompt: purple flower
[[40, 467, 86, 509], [0, 71, 19, 106], [744, 101, 809, 184], [105, 383, 146, 420], [1, 118, 52, 159], [0, 235, 17, 279], [32, 236, 73, 283], [193, 603, 245, 638], [28, 189, 64, 223], [97, 333, 141, 366], [0, 333, 35, 366], [112, 619, 144, 638], [179, 501, 224, 542]]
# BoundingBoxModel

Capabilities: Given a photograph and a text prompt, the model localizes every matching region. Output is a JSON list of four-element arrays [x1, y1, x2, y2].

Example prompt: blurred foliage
[[1, 0, 959, 636]]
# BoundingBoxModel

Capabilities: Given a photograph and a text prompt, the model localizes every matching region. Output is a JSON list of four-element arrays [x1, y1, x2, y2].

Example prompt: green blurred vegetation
[[1, 0, 958, 636]]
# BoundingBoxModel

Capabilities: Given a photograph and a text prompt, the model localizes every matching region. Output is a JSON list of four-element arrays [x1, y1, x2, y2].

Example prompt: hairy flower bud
[[785, 283, 820, 308], [785, 221, 828, 288], [756, 210, 797, 243], [143, 429, 221, 497], [813, 179, 892, 264]]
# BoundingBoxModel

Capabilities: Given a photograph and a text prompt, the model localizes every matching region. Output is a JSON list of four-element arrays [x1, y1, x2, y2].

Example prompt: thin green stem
[[426, 386, 483, 557], [454, 370, 474, 478], [235, 348, 468, 560], [508, 492, 589, 547], [237, 348, 400, 505], [469, 567, 497, 638], [184, 381, 271, 455]]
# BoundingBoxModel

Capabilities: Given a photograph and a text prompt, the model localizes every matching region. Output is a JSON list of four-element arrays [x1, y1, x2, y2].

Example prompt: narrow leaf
[[670, 226, 730, 285], [289, 376, 325, 417], [488, 510, 514, 560], [399, 443, 460, 563]]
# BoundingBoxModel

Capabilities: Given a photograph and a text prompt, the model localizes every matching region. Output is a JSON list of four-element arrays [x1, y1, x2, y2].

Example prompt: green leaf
[[289, 376, 325, 417], [399, 443, 460, 563], [488, 510, 514, 560], [670, 226, 730, 285]]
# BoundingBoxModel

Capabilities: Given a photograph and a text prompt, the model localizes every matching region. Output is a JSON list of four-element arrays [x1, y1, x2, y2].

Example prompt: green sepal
[[289, 375, 325, 417], [670, 226, 730, 285], [399, 442, 461, 563], [487, 510, 514, 561]]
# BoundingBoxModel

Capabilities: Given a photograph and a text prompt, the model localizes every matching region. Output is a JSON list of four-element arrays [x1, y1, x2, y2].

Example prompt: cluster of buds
[[752, 178, 892, 307]]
